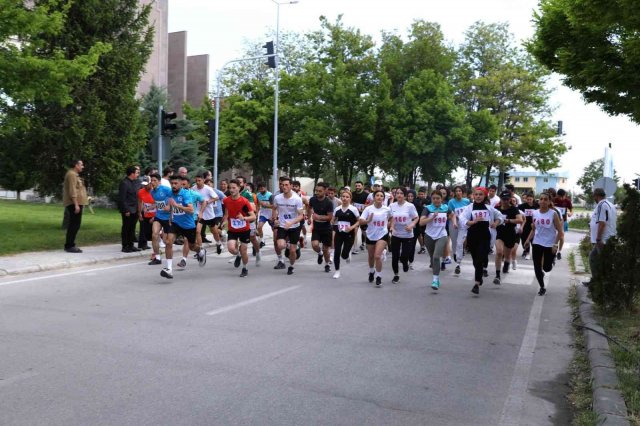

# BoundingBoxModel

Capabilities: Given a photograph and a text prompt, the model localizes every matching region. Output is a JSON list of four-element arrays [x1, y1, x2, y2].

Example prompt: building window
[[515, 177, 520, 182], [543, 178, 549, 183], [523, 177, 529, 182]]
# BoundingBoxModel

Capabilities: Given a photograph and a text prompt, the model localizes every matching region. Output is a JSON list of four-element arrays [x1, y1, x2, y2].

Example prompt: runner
[[415, 187, 429, 254], [360, 190, 391, 287], [351, 181, 369, 253], [159, 176, 206, 279], [448, 185, 471, 275], [419, 190, 454, 290], [493, 190, 524, 285], [504, 183, 522, 205], [406, 190, 420, 269], [523, 192, 564, 295], [291, 180, 309, 249], [389, 188, 419, 284], [256, 182, 273, 251], [553, 188, 573, 260], [307, 182, 334, 273], [487, 184, 500, 254], [243, 182, 262, 264], [192, 174, 220, 252], [331, 190, 360, 279], [149, 173, 171, 266], [205, 177, 226, 254], [464, 187, 503, 295], [273, 177, 305, 275], [518, 192, 539, 260], [221, 179, 257, 277]]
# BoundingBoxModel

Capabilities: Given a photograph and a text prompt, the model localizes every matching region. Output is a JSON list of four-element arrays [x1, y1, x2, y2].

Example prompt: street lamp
[[271, 0, 299, 194]]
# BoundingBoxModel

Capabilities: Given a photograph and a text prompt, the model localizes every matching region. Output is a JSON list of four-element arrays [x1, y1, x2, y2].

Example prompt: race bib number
[[155, 201, 166, 210], [430, 213, 447, 228], [283, 214, 293, 220], [393, 215, 408, 224], [171, 206, 185, 215], [534, 217, 553, 228], [353, 203, 364, 210], [455, 207, 466, 217], [472, 210, 489, 221], [556, 207, 567, 216], [337, 221, 351, 232], [231, 218, 247, 229], [524, 209, 534, 217], [144, 202, 156, 213]]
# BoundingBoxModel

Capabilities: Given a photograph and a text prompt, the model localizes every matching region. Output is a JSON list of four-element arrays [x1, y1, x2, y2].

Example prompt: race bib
[[455, 207, 466, 217], [353, 203, 364, 210], [337, 221, 351, 232], [430, 213, 447, 228], [144, 202, 156, 213], [472, 210, 489, 221], [231, 218, 247, 229], [155, 201, 166, 210], [524, 209, 535, 217], [283, 214, 293, 220], [556, 207, 567, 217], [535, 217, 553, 228], [393, 215, 408, 224], [171, 206, 185, 215]]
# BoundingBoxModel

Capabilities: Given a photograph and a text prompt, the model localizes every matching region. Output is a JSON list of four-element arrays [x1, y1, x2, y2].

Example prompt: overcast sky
[[168, 0, 640, 188]]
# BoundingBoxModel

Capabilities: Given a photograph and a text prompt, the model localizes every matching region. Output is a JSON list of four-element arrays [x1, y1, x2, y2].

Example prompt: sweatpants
[[425, 235, 448, 276], [390, 236, 414, 275], [333, 232, 354, 271], [532, 243, 554, 288], [467, 231, 490, 284], [448, 222, 466, 263]]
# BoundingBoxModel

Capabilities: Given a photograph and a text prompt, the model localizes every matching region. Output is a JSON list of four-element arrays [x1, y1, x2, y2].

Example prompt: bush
[[569, 217, 590, 230], [579, 233, 592, 272], [589, 185, 640, 312]]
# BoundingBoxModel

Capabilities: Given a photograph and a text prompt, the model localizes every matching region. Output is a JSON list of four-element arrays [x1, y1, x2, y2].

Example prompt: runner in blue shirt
[[447, 185, 471, 275]]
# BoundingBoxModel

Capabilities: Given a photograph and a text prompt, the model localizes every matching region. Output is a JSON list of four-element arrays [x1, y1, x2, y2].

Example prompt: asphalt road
[[0, 235, 581, 426]]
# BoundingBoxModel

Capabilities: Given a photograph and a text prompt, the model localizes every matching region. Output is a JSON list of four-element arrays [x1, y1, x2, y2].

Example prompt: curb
[[576, 284, 630, 425], [0, 251, 149, 276]]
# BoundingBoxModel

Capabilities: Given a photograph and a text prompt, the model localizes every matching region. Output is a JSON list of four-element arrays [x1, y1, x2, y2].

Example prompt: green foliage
[[569, 217, 589, 230], [530, 0, 640, 123], [576, 158, 620, 205], [590, 185, 640, 312]]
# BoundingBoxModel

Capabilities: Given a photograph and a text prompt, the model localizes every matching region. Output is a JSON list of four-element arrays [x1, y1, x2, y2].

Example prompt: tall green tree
[[529, 0, 640, 123], [577, 157, 619, 205], [24, 0, 154, 196]]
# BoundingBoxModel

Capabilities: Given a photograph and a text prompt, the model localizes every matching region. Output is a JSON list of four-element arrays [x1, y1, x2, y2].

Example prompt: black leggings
[[532, 244, 554, 288], [408, 228, 420, 263], [467, 233, 490, 284], [390, 236, 413, 274], [333, 232, 354, 270]]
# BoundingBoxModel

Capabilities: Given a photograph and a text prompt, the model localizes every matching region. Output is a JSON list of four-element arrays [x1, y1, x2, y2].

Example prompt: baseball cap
[[499, 190, 511, 199], [374, 180, 383, 186], [141, 178, 150, 186]]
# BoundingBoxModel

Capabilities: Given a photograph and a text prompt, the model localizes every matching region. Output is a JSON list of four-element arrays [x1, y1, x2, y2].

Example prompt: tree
[[529, 0, 640, 123], [22, 0, 154, 196], [577, 157, 620, 205]]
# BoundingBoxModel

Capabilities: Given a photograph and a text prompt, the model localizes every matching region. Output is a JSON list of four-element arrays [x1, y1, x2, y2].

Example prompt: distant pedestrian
[[63, 159, 88, 253], [584, 188, 617, 286], [118, 165, 140, 252]]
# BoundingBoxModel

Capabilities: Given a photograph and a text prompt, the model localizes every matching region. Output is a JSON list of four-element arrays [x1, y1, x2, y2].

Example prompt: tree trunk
[[16, 190, 21, 201], [484, 165, 492, 187]]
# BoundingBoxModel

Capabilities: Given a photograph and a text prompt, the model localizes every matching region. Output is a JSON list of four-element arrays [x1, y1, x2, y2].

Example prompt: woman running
[[463, 187, 503, 295], [389, 188, 419, 284], [518, 192, 538, 260], [331, 190, 360, 279], [419, 190, 455, 290], [493, 191, 524, 285], [523, 192, 563, 295], [448, 185, 470, 275], [360, 190, 392, 288]]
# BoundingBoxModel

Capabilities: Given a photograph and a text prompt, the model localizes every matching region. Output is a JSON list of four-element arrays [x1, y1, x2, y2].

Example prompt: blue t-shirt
[[448, 198, 471, 217], [189, 190, 204, 221], [168, 188, 195, 229], [151, 185, 173, 221], [423, 204, 450, 215], [213, 188, 225, 217]]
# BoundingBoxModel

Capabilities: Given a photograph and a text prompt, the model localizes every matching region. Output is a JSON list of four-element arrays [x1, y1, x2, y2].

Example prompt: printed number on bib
[[337, 221, 351, 232], [455, 208, 466, 217], [171, 206, 185, 215], [155, 201, 166, 210], [231, 218, 247, 229], [144, 203, 156, 213], [472, 210, 489, 221], [556, 207, 567, 216], [525, 209, 534, 217], [283, 214, 293, 220]]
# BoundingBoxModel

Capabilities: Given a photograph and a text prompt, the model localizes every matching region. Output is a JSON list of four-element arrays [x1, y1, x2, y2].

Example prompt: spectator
[[178, 167, 188, 178], [63, 159, 88, 253], [118, 165, 140, 252], [584, 187, 617, 286]]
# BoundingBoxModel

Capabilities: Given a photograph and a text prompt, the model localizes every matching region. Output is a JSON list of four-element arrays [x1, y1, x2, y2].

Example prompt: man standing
[[584, 188, 617, 286], [63, 159, 88, 253], [118, 165, 140, 253]]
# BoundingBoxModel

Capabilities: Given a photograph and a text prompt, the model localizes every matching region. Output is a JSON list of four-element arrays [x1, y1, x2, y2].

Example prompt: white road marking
[[498, 293, 546, 425], [205, 285, 302, 316], [0, 262, 145, 286]]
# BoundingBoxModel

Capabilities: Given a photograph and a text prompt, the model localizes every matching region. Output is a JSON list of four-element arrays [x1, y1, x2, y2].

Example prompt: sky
[[168, 0, 640, 189]]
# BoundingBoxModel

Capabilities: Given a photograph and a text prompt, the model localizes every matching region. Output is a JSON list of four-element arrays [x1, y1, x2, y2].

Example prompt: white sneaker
[[256, 251, 261, 266], [409, 262, 414, 270], [512, 260, 517, 270], [333, 270, 341, 279], [525, 254, 531, 260], [159, 240, 166, 248]]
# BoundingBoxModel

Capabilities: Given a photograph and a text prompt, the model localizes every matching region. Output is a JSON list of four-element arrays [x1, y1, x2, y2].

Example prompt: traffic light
[[503, 171, 510, 183], [634, 177, 640, 190], [557, 120, 563, 136], [161, 110, 177, 135], [263, 40, 276, 69], [206, 119, 216, 157]]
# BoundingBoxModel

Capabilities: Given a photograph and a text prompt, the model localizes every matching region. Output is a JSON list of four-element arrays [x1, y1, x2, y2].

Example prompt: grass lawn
[[569, 217, 590, 230], [0, 200, 121, 256]]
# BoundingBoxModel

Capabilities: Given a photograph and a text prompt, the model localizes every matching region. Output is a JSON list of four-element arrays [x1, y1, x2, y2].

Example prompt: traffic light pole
[[158, 105, 163, 173], [213, 54, 276, 189]]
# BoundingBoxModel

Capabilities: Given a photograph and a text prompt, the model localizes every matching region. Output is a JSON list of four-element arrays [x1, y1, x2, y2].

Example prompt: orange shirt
[[138, 188, 156, 218]]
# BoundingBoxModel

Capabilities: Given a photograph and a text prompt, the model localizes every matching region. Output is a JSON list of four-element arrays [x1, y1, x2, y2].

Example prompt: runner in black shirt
[[308, 182, 335, 272], [494, 191, 524, 284], [518, 193, 538, 260], [351, 181, 369, 252]]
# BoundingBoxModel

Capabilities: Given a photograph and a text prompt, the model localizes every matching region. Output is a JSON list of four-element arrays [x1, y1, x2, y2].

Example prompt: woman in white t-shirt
[[419, 190, 455, 290], [389, 188, 419, 284], [360, 190, 392, 288], [523, 192, 563, 296]]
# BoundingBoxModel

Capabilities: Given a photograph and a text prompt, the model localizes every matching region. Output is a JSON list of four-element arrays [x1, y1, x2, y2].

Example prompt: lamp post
[[271, 0, 298, 194]]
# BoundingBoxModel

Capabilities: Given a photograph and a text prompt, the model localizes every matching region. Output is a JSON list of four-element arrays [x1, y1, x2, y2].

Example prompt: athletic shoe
[[240, 268, 248, 278], [148, 258, 162, 265], [274, 261, 286, 270], [359, 244, 365, 251], [174, 238, 183, 246], [346, 255, 351, 264], [252, 246, 256, 256], [409, 262, 414, 270], [444, 257, 452, 265], [512, 260, 517, 270], [197, 249, 206, 267], [375, 277, 382, 287], [287, 266, 294, 275], [317, 253, 323, 265], [392, 275, 399, 284], [324, 264, 331, 273], [296, 247, 301, 259], [203, 238, 212, 244], [418, 247, 426, 254], [216, 244, 222, 255], [351, 249, 359, 255], [556, 252, 562, 260], [502, 263, 509, 274], [138, 245, 150, 250], [284, 247, 290, 258], [489, 248, 494, 255], [538, 287, 546, 296], [160, 268, 173, 279], [454, 265, 461, 275], [525, 254, 531, 260], [234, 255, 241, 268], [582, 280, 591, 287], [483, 269, 489, 278], [431, 279, 439, 290], [471, 284, 479, 294], [177, 259, 187, 268], [193, 253, 198, 259], [159, 240, 166, 248], [440, 262, 446, 271], [259, 241, 265, 248], [493, 276, 501, 285], [256, 251, 261, 266], [368, 272, 374, 283], [333, 271, 341, 279], [402, 262, 409, 273]]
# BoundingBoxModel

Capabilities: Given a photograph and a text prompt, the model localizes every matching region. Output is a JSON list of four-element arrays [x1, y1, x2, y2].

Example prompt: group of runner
[[140, 172, 570, 296]]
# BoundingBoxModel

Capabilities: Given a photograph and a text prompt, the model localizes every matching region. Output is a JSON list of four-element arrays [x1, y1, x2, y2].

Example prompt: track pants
[[448, 222, 466, 264], [425, 235, 447, 276], [390, 236, 413, 275], [467, 229, 490, 284], [532, 244, 554, 288], [333, 232, 354, 271]]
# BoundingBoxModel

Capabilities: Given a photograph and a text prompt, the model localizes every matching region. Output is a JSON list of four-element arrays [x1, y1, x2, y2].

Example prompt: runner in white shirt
[[420, 190, 455, 290], [366, 180, 393, 206], [272, 178, 305, 275], [360, 190, 392, 288], [193, 174, 219, 249], [523, 192, 563, 296], [389, 188, 419, 284]]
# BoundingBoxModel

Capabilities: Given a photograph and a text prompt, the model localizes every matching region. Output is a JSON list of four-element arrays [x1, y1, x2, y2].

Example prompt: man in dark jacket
[[118, 165, 140, 252]]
